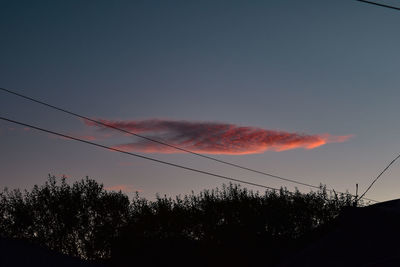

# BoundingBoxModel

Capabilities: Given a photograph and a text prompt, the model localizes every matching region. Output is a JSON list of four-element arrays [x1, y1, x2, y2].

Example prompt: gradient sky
[[1, 0, 400, 201]]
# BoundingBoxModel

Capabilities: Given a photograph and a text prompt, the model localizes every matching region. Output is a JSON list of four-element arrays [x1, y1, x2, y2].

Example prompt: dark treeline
[[0, 176, 361, 266]]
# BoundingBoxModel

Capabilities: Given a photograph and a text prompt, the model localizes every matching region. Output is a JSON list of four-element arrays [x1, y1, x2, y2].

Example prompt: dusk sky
[[1, 0, 400, 201]]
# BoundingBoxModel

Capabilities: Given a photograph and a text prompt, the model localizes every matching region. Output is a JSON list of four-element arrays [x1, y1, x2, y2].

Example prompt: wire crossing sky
[[0, 87, 379, 202], [357, 0, 400, 11], [0, 116, 281, 191], [0, 87, 354, 195], [1, 1, 400, 201], [0, 116, 379, 203]]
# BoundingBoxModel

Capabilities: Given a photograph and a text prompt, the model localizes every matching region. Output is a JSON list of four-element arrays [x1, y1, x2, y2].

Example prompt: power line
[[0, 116, 280, 192], [354, 0, 400, 201], [358, 153, 400, 200], [357, 0, 400, 11], [0, 87, 358, 198], [0, 115, 379, 203], [0, 87, 379, 202]]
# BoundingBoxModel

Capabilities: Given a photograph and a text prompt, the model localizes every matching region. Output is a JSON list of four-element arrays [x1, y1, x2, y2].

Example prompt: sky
[[1, 0, 400, 202]]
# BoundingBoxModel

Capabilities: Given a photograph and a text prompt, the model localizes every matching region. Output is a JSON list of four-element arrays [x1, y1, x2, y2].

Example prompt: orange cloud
[[84, 119, 353, 155]]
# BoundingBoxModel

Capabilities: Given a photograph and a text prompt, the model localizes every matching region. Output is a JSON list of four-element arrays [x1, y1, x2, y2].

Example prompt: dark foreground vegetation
[[0, 176, 360, 266]]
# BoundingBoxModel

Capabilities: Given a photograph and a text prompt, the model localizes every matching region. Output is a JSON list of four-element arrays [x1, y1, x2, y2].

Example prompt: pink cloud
[[84, 118, 353, 155]]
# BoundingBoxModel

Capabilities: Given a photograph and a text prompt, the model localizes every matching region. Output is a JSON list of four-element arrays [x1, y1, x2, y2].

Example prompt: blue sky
[[1, 0, 400, 201]]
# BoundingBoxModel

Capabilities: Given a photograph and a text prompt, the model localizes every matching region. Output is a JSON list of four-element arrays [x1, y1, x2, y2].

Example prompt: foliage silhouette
[[0, 175, 360, 266], [0, 176, 130, 260]]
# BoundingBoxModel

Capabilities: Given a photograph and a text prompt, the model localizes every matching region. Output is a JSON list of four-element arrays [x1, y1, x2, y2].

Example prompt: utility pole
[[354, 183, 359, 207]]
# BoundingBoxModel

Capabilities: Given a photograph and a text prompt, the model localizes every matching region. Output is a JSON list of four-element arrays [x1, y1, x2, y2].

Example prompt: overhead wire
[[357, 0, 400, 11], [0, 87, 368, 200], [0, 115, 381, 203], [0, 116, 280, 192], [354, 0, 400, 201], [358, 154, 400, 200], [0, 87, 379, 202]]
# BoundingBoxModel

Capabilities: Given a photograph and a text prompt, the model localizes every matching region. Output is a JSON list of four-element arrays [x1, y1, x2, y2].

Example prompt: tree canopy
[[0, 175, 359, 266]]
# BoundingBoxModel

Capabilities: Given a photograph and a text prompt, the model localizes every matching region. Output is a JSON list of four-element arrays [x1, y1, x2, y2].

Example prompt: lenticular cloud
[[84, 119, 352, 155]]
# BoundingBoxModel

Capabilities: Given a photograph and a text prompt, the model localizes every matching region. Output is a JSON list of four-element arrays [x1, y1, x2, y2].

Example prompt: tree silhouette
[[0, 175, 359, 266], [0, 175, 130, 260]]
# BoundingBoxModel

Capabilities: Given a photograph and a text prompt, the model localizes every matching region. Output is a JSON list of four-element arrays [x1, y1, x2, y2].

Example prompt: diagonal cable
[[0, 87, 378, 202], [357, 0, 400, 11], [0, 116, 280, 191], [358, 154, 400, 200]]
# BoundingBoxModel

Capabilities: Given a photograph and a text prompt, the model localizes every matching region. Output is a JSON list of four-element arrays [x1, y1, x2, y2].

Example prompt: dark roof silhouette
[[280, 199, 400, 267]]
